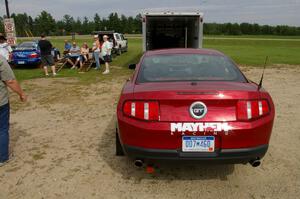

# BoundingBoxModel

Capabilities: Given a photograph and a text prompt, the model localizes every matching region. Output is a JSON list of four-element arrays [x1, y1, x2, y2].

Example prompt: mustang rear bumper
[[123, 144, 268, 163]]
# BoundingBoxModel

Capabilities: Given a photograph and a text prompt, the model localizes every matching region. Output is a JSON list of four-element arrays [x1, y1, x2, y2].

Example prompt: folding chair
[[55, 57, 69, 72], [81, 56, 95, 72]]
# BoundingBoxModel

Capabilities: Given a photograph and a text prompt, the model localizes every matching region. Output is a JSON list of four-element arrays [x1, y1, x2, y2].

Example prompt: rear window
[[137, 54, 247, 83], [18, 42, 36, 48]]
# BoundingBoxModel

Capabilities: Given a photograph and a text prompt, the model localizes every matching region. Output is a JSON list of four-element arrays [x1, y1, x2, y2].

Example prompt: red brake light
[[261, 100, 270, 115], [237, 99, 270, 121], [149, 102, 159, 120], [237, 101, 248, 120], [28, 53, 38, 58], [123, 101, 131, 116], [251, 101, 259, 118], [123, 101, 160, 121]]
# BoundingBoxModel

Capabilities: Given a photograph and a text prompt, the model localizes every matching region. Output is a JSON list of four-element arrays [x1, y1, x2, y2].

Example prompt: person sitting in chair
[[67, 42, 81, 69], [78, 42, 89, 71], [63, 40, 71, 55]]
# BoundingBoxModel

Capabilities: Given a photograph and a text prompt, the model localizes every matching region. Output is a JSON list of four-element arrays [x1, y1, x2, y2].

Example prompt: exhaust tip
[[134, 159, 144, 167], [249, 159, 261, 167]]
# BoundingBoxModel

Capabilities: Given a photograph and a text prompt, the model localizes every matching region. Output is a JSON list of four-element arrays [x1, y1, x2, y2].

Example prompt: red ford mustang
[[116, 48, 275, 167]]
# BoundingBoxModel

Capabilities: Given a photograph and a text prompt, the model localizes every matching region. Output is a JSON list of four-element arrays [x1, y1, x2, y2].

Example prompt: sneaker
[[102, 70, 110, 75], [94, 67, 100, 70], [45, 74, 49, 77], [53, 73, 57, 77], [0, 161, 7, 167], [71, 65, 76, 69]]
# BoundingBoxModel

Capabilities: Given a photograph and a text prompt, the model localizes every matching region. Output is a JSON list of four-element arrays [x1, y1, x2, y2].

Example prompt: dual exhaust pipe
[[135, 159, 261, 168], [134, 159, 144, 167], [249, 158, 261, 167]]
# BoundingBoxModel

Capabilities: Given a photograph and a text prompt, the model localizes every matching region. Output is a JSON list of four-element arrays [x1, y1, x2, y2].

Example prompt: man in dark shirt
[[38, 34, 56, 77]]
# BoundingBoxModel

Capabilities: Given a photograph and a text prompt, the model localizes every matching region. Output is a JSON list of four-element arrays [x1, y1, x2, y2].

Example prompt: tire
[[117, 48, 122, 55], [116, 130, 125, 156]]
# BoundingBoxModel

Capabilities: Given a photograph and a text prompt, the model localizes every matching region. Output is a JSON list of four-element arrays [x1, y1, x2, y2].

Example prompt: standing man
[[0, 56, 27, 166], [0, 34, 12, 61], [101, 35, 112, 74], [38, 34, 56, 77]]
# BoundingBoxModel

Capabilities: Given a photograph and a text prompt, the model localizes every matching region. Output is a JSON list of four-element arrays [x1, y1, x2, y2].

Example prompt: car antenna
[[258, 56, 269, 91]]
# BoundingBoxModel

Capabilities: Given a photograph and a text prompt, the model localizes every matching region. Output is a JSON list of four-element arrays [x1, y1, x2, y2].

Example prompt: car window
[[18, 42, 36, 48], [115, 34, 121, 40], [137, 54, 247, 83]]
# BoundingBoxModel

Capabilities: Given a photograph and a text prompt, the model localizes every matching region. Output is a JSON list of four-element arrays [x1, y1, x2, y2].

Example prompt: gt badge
[[189, 101, 207, 119]]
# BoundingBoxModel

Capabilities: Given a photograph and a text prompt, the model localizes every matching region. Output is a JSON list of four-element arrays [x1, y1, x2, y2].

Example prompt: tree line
[[0, 11, 300, 36], [0, 11, 142, 37], [204, 23, 300, 36]]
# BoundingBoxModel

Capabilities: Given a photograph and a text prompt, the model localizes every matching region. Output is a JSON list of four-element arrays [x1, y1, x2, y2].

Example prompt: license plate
[[182, 136, 215, 152], [18, 61, 25, 64]]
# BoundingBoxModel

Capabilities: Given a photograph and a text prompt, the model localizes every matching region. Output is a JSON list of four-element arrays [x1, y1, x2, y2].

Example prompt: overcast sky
[[1, 0, 300, 26]]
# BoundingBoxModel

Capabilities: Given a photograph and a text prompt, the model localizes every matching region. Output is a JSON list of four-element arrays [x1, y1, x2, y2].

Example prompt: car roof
[[144, 48, 225, 56]]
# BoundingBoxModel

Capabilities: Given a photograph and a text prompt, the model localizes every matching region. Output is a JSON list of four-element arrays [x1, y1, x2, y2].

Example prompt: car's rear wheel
[[116, 130, 124, 156]]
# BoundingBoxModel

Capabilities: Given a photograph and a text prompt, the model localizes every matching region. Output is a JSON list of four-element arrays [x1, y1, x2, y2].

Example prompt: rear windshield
[[137, 54, 247, 83], [18, 42, 36, 48]]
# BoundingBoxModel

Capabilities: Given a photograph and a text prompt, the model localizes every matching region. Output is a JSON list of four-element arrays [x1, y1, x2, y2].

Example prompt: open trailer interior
[[142, 11, 203, 51]]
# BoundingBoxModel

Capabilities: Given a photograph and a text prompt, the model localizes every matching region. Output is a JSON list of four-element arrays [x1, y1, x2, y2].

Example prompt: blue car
[[12, 41, 41, 66], [12, 41, 60, 67]]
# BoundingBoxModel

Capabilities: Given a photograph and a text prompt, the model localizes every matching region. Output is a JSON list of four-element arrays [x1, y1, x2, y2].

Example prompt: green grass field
[[14, 35, 300, 82]]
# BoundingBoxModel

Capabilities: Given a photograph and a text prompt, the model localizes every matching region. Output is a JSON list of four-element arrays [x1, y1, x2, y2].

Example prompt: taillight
[[28, 53, 38, 58], [123, 101, 160, 121], [237, 99, 270, 120]]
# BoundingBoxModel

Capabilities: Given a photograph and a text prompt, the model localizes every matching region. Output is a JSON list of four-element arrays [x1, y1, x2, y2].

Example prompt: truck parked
[[142, 11, 204, 51], [93, 31, 128, 55]]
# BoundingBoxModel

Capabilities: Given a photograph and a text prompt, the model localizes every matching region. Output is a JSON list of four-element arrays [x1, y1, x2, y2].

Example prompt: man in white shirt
[[101, 35, 112, 74], [0, 34, 12, 61], [66, 42, 81, 69]]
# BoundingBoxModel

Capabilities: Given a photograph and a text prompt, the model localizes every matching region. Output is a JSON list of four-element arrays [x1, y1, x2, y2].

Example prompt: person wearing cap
[[101, 35, 112, 74], [38, 34, 57, 77], [0, 55, 27, 166], [66, 42, 81, 69], [92, 35, 101, 70], [0, 34, 12, 61]]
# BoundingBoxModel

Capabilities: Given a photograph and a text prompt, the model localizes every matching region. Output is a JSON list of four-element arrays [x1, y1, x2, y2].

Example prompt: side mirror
[[128, 64, 136, 70]]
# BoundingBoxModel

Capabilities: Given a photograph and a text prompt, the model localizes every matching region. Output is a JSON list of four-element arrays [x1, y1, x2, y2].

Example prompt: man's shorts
[[103, 55, 112, 63], [41, 55, 55, 67]]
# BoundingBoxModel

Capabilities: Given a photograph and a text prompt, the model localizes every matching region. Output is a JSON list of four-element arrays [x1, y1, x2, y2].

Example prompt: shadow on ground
[[98, 117, 235, 181]]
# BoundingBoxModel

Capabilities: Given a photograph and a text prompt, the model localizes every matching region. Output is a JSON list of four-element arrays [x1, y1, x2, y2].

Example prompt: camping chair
[[55, 56, 69, 72], [81, 54, 95, 72]]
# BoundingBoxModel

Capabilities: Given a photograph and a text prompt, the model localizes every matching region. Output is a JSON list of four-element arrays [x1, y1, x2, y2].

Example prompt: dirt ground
[[0, 66, 299, 199]]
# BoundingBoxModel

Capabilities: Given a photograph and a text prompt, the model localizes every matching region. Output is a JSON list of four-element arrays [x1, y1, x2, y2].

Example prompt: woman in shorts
[[79, 42, 89, 71], [101, 35, 112, 74]]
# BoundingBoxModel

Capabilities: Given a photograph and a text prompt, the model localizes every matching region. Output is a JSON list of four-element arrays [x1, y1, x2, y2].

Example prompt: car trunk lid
[[133, 81, 260, 122]]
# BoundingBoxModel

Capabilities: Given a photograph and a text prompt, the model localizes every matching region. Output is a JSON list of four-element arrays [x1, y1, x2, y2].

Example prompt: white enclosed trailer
[[142, 11, 204, 52]]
